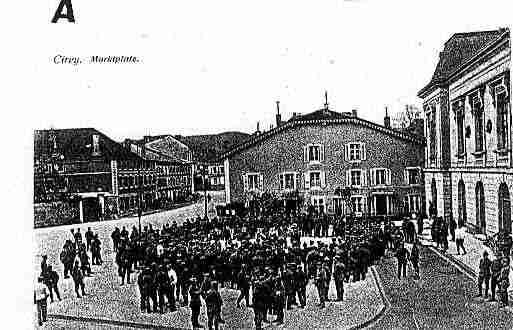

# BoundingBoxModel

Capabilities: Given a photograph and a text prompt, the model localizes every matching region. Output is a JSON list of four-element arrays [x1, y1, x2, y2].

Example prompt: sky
[[23, 0, 513, 141]]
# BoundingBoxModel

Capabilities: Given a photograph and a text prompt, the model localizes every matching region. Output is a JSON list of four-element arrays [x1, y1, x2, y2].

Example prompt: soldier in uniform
[[396, 242, 409, 280], [295, 264, 308, 308], [44, 266, 61, 302], [155, 264, 172, 313], [189, 277, 203, 328], [252, 272, 267, 330], [138, 266, 153, 313], [236, 264, 251, 308], [72, 260, 86, 298], [333, 255, 345, 301], [489, 254, 503, 302], [477, 251, 491, 298], [315, 261, 327, 308], [205, 281, 223, 330]]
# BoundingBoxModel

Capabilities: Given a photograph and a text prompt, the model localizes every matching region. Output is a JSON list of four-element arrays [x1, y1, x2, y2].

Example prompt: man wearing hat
[[205, 281, 223, 330], [189, 277, 203, 328], [295, 264, 308, 308], [72, 260, 86, 298], [477, 250, 491, 298], [333, 255, 345, 301], [498, 257, 510, 308], [34, 276, 49, 326], [315, 261, 327, 308]]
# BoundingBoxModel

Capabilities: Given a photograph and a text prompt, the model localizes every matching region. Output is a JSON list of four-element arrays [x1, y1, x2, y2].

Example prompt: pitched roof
[[144, 135, 192, 163], [176, 132, 251, 163], [220, 109, 425, 160], [419, 28, 509, 96], [34, 128, 140, 162]]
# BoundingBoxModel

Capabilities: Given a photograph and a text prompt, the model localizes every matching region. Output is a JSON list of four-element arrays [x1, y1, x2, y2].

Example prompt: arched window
[[458, 180, 467, 227], [498, 183, 511, 234], [475, 181, 486, 234]]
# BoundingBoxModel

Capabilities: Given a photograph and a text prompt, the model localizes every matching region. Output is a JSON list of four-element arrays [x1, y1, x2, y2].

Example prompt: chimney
[[275, 101, 282, 127], [143, 135, 152, 144], [352, 109, 358, 117], [255, 121, 261, 135], [384, 107, 391, 128]]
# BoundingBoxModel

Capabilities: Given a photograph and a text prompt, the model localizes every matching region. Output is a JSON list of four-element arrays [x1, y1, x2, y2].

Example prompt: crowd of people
[[35, 227, 102, 326], [109, 211, 396, 329]]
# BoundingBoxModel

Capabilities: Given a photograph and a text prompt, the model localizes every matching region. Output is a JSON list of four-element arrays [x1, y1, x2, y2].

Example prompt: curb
[[348, 266, 390, 330], [48, 314, 188, 330]]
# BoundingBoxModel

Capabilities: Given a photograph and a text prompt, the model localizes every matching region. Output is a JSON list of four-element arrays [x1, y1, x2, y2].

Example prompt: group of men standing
[[35, 227, 103, 327]]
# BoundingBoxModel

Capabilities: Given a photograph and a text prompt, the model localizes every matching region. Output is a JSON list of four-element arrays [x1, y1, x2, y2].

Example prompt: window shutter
[[320, 145, 325, 162], [361, 169, 367, 186], [386, 169, 391, 185], [259, 173, 263, 190], [344, 144, 349, 161], [295, 172, 300, 190], [362, 196, 367, 215], [361, 143, 367, 160], [279, 173, 284, 190], [346, 170, 351, 186], [304, 171, 311, 189], [404, 169, 408, 184], [243, 174, 248, 191], [304, 146, 308, 162], [370, 169, 375, 186], [321, 171, 326, 188]]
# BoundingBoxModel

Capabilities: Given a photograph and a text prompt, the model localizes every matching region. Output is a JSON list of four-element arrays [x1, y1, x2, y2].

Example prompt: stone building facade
[[419, 28, 511, 235], [222, 104, 425, 217]]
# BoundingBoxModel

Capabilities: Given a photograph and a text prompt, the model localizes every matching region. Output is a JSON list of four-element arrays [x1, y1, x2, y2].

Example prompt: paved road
[[370, 246, 513, 330]]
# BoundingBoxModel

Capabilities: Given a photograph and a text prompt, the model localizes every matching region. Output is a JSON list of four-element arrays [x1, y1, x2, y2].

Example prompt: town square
[[21, 1, 513, 329]]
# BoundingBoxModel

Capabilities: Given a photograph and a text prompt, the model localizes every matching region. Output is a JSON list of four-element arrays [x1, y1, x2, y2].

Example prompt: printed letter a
[[51, 0, 75, 23]]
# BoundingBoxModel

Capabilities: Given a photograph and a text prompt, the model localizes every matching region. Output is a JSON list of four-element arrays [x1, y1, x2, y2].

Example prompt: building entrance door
[[285, 199, 297, 214], [375, 195, 387, 215], [82, 198, 99, 222]]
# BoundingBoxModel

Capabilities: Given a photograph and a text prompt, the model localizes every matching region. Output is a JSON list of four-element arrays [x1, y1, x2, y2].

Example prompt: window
[[304, 144, 324, 163], [406, 195, 421, 213], [311, 196, 325, 214], [245, 173, 261, 191], [496, 84, 509, 150], [351, 196, 364, 213], [427, 106, 437, 164], [375, 169, 387, 185], [405, 167, 421, 185], [470, 91, 484, 153], [351, 170, 361, 186], [310, 171, 321, 188], [279, 172, 297, 190], [345, 142, 366, 161], [349, 143, 361, 161], [453, 99, 465, 156], [333, 197, 344, 215]]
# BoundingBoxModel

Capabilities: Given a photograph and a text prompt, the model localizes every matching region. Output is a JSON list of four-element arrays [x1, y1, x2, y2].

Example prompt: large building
[[221, 100, 425, 217], [418, 28, 511, 235], [34, 128, 194, 226]]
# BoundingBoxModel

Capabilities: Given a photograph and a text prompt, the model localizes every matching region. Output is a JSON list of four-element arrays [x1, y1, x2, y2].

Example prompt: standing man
[[448, 212, 457, 242], [44, 266, 62, 302], [333, 256, 345, 301], [477, 251, 491, 299], [205, 281, 223, 330], [410, 240, 420, 279], [455, 225, 467, 255], [85, 227, 94, 251], [189, 277, 203, 329], [236, 264, 250, 308], [315, 261, 327, 308], [72, 260, 86, 298], [295, 265, 308, 308], [396, 242, 409, 280], [91, 234, 103, 265], [34, 277, 49, 326], [489, 254, 503, 302]]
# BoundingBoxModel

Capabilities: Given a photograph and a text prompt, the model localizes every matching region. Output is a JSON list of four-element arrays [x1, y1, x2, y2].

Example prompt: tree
[[392, 104, 422, 130]]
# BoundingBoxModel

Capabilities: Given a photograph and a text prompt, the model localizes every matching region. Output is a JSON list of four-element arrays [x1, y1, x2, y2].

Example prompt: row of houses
[[34, 129, 196, 224], [221, 28, 511, 237]]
